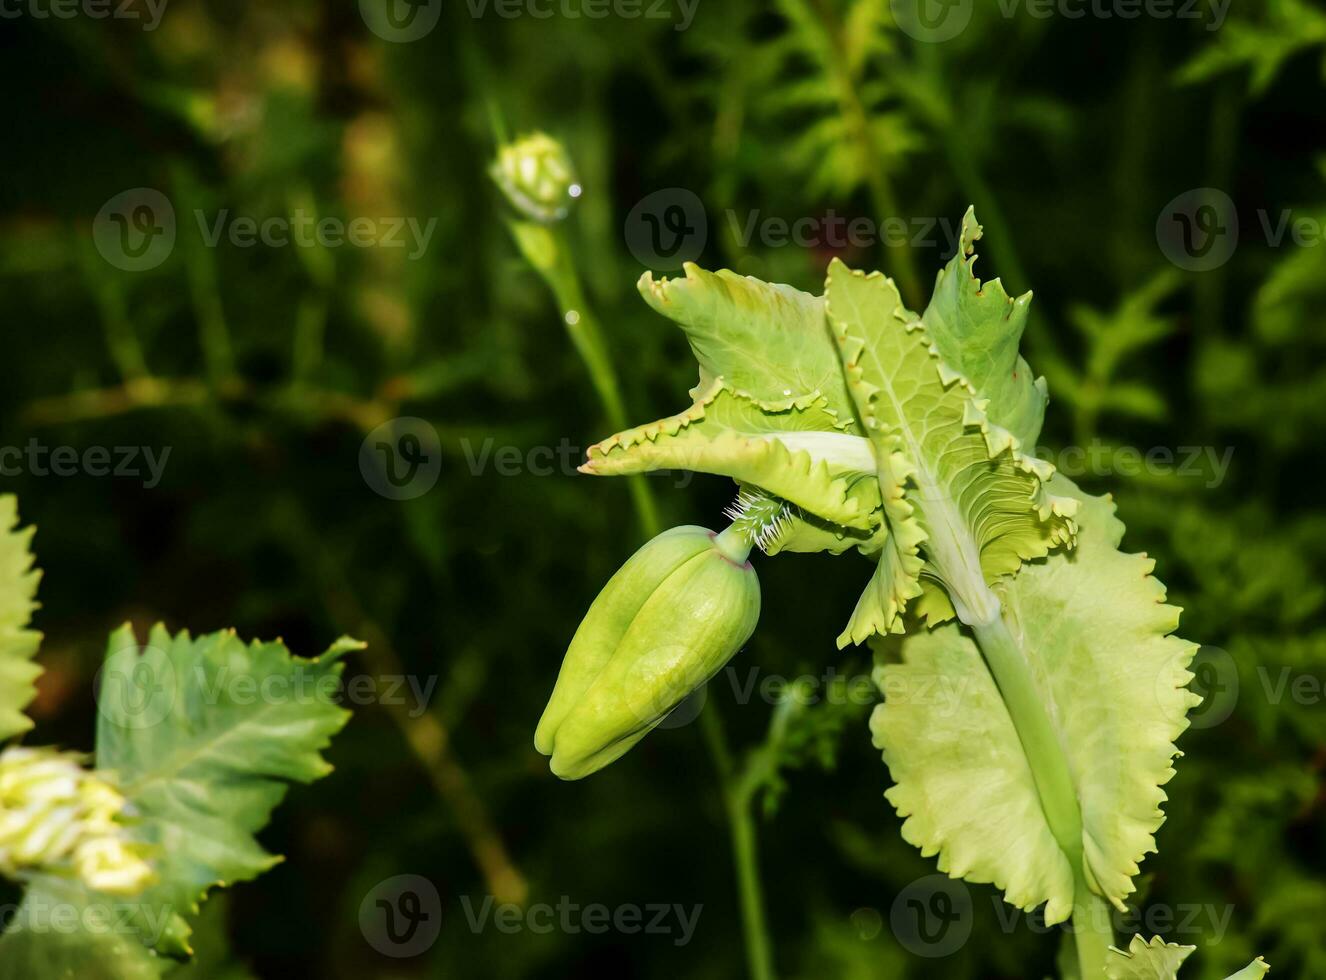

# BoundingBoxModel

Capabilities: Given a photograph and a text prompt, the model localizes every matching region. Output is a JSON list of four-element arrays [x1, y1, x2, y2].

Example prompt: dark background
[[1, 0, 1324, 976]]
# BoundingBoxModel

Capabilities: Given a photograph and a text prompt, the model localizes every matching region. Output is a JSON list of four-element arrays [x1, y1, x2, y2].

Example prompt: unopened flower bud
[[0, 746, 154, 895], [490, 132, 582, 223], [536, 525, 760, 779]]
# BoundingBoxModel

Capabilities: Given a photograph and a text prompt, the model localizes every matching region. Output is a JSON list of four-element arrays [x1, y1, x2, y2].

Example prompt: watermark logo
[[360, 874, 443, 957], [1157, 188, 1239, 272], [890, 875, 973, 957], [465, 0, 699, 30], [460, 894, 702, 944], [93, 188, 175, 272], [890, 0, 973, 43], [0, 0, 167, 31], [0, 440, 170, 488], [359, 0, 442, 42], [94, 643, 177, 731], [1184, 645, 1239, 729], [996, 0, 1229, 30], [625, 188, 707, 271], [360, 417, 442, 500]]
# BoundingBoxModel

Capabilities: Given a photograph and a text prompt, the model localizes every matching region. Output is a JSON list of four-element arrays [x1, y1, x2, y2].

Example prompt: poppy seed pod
[[536, 525, 760, 780]]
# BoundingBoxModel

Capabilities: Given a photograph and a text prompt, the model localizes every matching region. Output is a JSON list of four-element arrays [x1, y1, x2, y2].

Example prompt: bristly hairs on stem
[[723, 489, 793, 555]]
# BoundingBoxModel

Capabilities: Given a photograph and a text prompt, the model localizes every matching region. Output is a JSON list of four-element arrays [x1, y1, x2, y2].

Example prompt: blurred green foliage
[[0, 0, 1324, 977]]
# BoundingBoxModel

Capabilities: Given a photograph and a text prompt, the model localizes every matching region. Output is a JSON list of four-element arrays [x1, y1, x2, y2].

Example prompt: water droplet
[[565, 310, 581, 325]]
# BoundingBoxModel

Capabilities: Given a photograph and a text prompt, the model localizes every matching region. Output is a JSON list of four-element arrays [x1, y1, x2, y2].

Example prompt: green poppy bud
[[536, 525, 760, 779], [490, 132, 582, 224]]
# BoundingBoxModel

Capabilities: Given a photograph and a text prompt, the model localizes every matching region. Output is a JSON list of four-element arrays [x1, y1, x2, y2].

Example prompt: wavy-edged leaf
[[583, 378, 879, 529], [637, 264, 861, 428], [0, 625, 359, 972], [1106, 935, 1196, 979], [921, 207, 1047, 447], [871, 620, 1075, 919], [825, 258, 1076, 637], [98, 624, 359, 955], [870, 480, 1200, 921], [0, 495, 42, 743], [1105, 934, 1270, 980]]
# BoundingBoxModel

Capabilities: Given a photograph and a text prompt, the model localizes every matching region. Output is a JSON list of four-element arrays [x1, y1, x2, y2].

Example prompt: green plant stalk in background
[[498, 157, 779, 979], [505, 219, 661, 539]]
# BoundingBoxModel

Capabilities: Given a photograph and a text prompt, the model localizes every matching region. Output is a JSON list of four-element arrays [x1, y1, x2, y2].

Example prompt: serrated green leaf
[[871, 621, 1076, 919], [1106, 935, 1196, 979], [1104, 934, 1270, 980], [0, 495, 42, 743], [98, 625, 358, 956], [920, 208, 1047, 448], [0, 625, 358, 973], [583, 378, 879, 528], [871, 481, 1200, 921], [825, 258, 1076, 639], [638, 264, 861, 428]]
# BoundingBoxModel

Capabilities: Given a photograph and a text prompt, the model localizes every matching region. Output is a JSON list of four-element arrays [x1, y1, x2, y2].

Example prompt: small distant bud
[[490, 132, 581, 223]]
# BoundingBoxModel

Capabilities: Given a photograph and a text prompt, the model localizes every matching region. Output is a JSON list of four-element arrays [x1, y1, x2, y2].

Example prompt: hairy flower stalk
[[536, 524, 760, 779], [0, 746, 154, 895]]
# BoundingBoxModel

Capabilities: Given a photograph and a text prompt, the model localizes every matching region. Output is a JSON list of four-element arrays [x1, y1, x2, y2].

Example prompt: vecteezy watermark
[[0, 0, 167, 30], [0, 898, 176, 946], [724, 665, 889, 709], [889, 0, 973, 43], [360, 417, 442, 501], [625, 188, 708, 271], [994, 0, 1229, 29], [359, 0, 442, 42], [890, 875, 974, 957], [1034, 442, 1235, 489], [460, 895, 703, 946], [360, 875, 443, 957], [465, 0, 699, 30], [94, 651, 439, 730], [1157, 188, 1240, 272], [0, 440, 170, 489], [461, 436, 693, 487], [884, 875, 1237, 957], [194, 210, 436, 260], [891, 0, 1226, 43], [726, 210, 964, 255], [92, 189, 437, 272], [991, 898, 1237, 943], [93, 188, 177, 272], [1157, 189, 1326, 272], [1180, 645, 1239, 730]]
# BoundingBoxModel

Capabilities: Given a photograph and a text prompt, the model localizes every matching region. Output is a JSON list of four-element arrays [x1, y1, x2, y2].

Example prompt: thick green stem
[[970, 612, 1114, 977]]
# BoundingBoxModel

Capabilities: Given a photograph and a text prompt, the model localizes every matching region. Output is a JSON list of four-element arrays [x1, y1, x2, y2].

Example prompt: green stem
[[510, 218, 776, 980], [702, 707, 776, 980], [518, 223, 661, 539], [970, 613, 1114, 977]]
